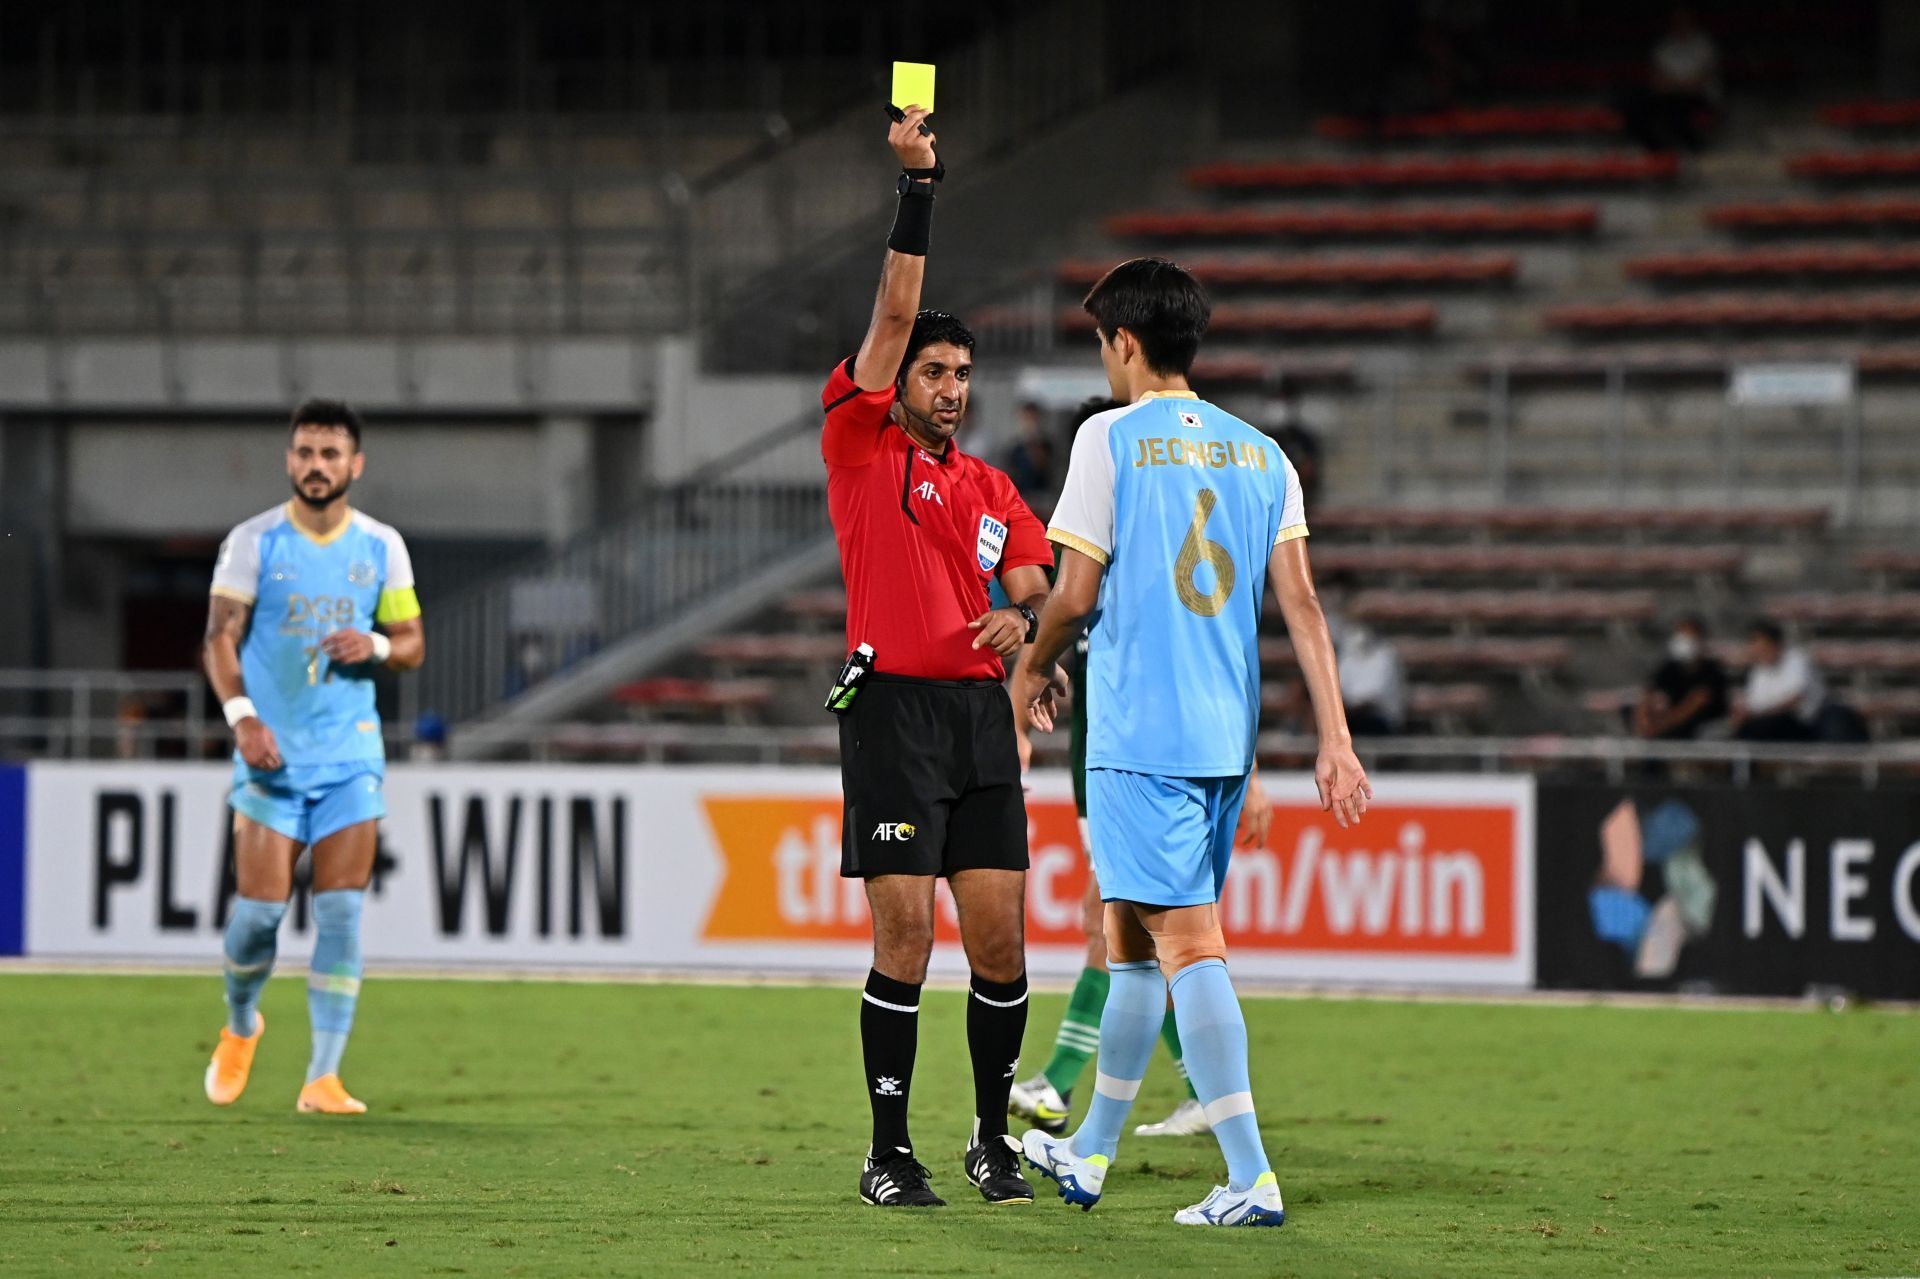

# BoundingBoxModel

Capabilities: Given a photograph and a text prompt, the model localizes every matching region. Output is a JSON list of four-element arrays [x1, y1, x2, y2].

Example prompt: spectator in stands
[[1633, 616, 1728, 740], [1619, 6, 1720, 153], [1732, 621, 1823, 742], [1260, 388, 1324, 511], [1001, 401, 1057, 519], [1319, 573, 1405, 736]]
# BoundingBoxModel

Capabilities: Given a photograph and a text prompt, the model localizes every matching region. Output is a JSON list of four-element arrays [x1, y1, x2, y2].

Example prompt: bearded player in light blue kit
[[1012, 259, 1371, 1227], [201, 400, 424, 1115]]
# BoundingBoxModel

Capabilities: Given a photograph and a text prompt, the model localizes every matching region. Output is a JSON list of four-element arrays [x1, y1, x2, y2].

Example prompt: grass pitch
[[1, 974, 1915, 1277]]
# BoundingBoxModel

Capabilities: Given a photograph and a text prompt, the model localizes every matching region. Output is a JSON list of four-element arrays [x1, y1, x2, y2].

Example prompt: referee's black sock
[[861, 969, 921, 1158], [966, 971, 1029, 1144]]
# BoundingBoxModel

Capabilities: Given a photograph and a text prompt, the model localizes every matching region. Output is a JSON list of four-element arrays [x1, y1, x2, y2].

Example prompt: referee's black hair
[[896, 310, 975, 385], [1082, 257, 1212, 377], [290, 398, 363, 450]]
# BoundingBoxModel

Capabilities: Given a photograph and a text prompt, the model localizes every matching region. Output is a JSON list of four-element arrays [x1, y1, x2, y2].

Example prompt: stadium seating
[[1820, 100, 1920, 130], [1706, 199, 1920, 233], [1545, 296, 1920, 334], [1061, 303, 1436, 339], [1188, 353, 1359, 388], [1852, 549, 1920, 582], [1313, 106, 1624, 143], [1104, 206, 1599, 243], [1347, 589, 1659, 631], [1463, 343, 1920, 383], [611, 677, 775, 722], [1765, 594, 1920, 627], [1788, 150, 1920, 181], [1186, 154, 1677, 194], [1625, 246, 1920, 284], [1262, 681, 1491, 732], [1259, 636, 1574, 676], [1055, 254, 1518, 290], [696, 633, 845, 671], [1309, 506, 1826, 539], [1311, 544, 1742, 581]]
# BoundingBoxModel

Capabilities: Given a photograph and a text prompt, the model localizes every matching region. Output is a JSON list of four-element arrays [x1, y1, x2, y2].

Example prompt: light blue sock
[[1068, 960, 1165, 1162], [1170, 958, 1271, 1192], [222, 896, 287, 1037], [306, 889, 365, 1083]]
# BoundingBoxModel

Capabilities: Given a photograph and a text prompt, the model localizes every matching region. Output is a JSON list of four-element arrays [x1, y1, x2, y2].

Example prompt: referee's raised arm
[[850, 106, 941, 392]]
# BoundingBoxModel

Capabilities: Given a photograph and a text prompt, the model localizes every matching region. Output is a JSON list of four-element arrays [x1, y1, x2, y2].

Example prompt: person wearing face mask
[[1633, 616, 1729, 740]]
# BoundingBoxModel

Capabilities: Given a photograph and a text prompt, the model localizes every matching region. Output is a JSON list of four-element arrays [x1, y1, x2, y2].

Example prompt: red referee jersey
[[820, 357, 1051, 681]]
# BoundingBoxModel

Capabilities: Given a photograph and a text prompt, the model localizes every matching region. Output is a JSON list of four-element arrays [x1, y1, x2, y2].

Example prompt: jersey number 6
[[1175, 489, 1235, 617]]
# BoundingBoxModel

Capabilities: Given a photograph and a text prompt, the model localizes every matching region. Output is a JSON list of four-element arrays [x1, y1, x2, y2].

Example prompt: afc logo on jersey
[[976, 515, 1007, 572], [913, 480, 943, 506], [871, 822, 917, 842]]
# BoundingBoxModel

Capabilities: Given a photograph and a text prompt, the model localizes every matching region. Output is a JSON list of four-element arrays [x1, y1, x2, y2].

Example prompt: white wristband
[[369, 632, 393, 663], [222, 696, 258, 728]]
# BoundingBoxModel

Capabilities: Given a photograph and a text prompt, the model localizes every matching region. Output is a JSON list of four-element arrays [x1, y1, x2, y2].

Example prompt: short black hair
[[290, 398, 363, 449], [1074, 396, 1124, 420], [896, 311, 975, 385], [1082, 257, 1211, 377], [1750, 619, 1785, 646]]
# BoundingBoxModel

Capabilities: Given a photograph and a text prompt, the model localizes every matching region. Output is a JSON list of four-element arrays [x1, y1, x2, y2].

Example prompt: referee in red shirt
[[826, 106, 1056, 1210]]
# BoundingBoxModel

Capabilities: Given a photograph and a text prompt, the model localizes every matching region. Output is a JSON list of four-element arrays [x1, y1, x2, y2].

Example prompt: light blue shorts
[[1085, 768, 1250, 907], [229, 761, 385, 847]]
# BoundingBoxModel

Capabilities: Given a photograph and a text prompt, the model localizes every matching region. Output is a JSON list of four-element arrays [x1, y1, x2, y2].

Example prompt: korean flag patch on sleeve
[[976, 515, 1008, 572]]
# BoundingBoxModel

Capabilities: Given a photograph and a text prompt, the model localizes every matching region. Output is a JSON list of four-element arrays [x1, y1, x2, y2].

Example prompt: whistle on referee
[[884, 103, 934, 137], [825, 643, 876, 715]]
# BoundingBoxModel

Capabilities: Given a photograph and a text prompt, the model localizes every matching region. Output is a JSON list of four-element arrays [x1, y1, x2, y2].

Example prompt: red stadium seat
[[1186, 154, 1677, 194], [1314, 105, 1623, 142], [1055, 254, 1518, 290], [1188, 353, 1360, 387], [1059, 302, 1436, 339], [1706, 198, 1920, 232], [1820, 100, 1920, 130], [1852, 549, 1920, 580], [1626, 246, 1920, 284], [1464, 343, 1920, 384], [1308, 544, 1743, 580], [1765, 594, 1920, 627], [1104, 205, 1599, 243], [1788, 150, 1920, 181], [611, 678, 776, 719], [1259, 636, 1574, 674], [1309, 506, 1827, 539], [1347, 589, 1658, 629], [696, 633, 846, 669], [1545, 295, 1920, 333], [1261, 681, 1490, 726]]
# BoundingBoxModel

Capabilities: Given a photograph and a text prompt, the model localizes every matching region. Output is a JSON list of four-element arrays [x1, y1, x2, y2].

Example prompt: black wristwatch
[[897, 173, 937, 197], [1015, 603, 1039, 644]]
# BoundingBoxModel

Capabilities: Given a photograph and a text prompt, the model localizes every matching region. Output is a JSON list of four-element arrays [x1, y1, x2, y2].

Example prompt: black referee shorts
[[838, 673, 1029, 879]]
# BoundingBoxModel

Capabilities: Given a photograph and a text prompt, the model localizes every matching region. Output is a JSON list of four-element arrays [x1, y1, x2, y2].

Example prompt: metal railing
[[415, 432, 828, 726], [10, 682, 1912, 789]]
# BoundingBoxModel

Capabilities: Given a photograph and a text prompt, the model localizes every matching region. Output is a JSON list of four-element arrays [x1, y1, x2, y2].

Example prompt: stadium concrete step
[[1105, 205, 1601, 244]]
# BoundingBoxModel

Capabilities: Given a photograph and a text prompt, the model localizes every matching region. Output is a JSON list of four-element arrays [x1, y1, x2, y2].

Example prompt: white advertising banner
[[22, 764, 1532, 987]]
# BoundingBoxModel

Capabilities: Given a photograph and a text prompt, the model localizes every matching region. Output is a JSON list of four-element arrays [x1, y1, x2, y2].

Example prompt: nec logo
[[913, 481, 942, 505], [871, 822, 918, 842]]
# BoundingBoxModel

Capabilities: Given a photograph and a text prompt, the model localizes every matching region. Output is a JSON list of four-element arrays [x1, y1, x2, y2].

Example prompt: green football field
[[2, 974, 1915, 1278]]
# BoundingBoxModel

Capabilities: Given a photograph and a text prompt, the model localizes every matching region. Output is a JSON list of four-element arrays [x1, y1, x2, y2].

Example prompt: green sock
[[1161, 1013, 1198, 1100], [1041, 966, 1110, 1095]]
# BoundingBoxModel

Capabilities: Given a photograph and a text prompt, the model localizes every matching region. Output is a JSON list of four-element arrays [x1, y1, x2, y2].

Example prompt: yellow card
[[890, 61, 936, 113]]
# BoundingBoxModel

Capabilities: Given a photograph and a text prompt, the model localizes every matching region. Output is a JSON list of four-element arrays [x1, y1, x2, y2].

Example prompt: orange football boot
[[296, 1074, 367, 1115], [204, 1012, 264, 1106]]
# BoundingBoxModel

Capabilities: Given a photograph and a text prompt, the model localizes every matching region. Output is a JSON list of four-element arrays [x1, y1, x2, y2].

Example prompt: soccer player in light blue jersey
[[201, 400, 424, 1115], [1012, 258, 1371, 1227]]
